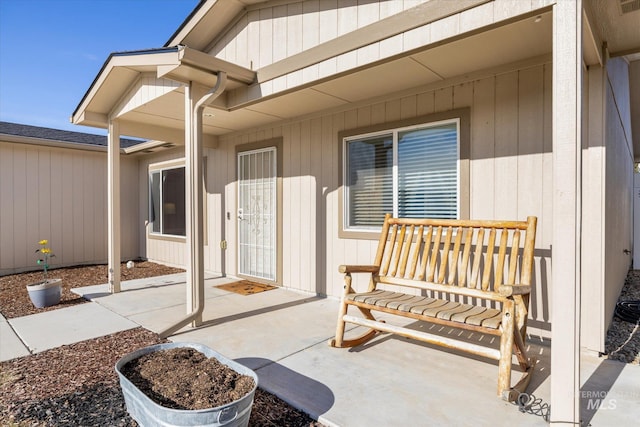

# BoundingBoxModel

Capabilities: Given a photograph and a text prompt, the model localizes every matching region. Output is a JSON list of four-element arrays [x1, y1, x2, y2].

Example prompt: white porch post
[[551, 0, 582, 424], [184, 82, 206, 326], [107, 118, 121, 293]]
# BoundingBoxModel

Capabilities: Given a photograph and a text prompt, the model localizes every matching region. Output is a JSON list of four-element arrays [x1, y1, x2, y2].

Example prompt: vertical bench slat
[[381, 224, 398, 276], [494, 229, 509, 290], [374, 214, 392, 267], [399, 225, 415, 278], [508, 230, 521, 284], [470, 228, 485, 288], [459, 227, 473, 287], [417, 226, 434, 280], [481, 228, 497, 291], [437, 226, 453, 283], [390, 225, 407, 277], [427, 226, 443, 282], [408, 225, 424, 279], [448, 226, 464, 285]]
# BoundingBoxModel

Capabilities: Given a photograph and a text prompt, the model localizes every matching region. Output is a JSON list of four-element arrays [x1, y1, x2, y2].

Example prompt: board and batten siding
[[581, 58, 635, 353], [0, 141, 139, 275], [603, 58, 634, 344], [212, 60, 554, 336]]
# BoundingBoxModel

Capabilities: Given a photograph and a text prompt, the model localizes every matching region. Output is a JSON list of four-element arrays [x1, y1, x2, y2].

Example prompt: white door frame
[[237, 146, 278, 282]]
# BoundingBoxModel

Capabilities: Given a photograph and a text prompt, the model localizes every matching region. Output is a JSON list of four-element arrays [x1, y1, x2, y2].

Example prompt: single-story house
[[3, 0, 637, 424]]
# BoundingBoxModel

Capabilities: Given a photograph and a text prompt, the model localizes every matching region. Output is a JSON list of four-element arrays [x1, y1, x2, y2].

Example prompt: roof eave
[[71, 45, 256, 129]]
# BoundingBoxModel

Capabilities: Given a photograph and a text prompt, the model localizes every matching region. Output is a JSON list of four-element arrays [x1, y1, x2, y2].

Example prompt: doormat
[[215, 280, 277, 295]]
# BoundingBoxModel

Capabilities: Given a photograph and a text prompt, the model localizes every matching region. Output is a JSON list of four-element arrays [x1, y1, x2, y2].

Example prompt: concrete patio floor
[[5, 273, 640, 426]]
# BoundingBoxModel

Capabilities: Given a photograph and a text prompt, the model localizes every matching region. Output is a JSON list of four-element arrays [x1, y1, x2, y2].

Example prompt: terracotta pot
[[26, 278, 62, 308]]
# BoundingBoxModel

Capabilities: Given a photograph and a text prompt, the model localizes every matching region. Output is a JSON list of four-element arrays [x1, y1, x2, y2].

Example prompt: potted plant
[[26, 239, 62, 308]]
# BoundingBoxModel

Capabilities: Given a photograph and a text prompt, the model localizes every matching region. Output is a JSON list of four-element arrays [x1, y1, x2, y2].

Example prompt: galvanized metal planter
[[115, 342, 258, 427]]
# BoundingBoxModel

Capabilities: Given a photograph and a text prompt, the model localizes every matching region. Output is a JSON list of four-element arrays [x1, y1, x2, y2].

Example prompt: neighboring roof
[[0, 121, 142, 149]]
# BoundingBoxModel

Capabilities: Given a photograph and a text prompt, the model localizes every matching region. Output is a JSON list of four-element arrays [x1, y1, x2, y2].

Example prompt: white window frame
[[148, 159, 186, 238], [343, 118, 460, 232]]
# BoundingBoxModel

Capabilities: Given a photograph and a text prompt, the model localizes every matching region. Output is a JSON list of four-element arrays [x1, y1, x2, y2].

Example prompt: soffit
[[72, 3, 640, 145], [75, 11, 555, 142], [240, 12, 553, 121], [588, 0, 640, 56], [72, 46, 256, 137]]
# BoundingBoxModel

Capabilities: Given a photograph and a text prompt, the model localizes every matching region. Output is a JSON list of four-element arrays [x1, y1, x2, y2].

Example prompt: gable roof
[[0, 121, 142, 149]]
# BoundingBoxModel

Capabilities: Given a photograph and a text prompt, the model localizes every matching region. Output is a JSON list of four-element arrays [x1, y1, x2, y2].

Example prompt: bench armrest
[[497, 284, 531, 297], [338, 265, 379, 274]]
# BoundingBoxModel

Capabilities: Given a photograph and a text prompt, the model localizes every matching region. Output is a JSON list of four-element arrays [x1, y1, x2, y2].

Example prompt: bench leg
[[501, 323, 535, 402], [329, 274, 381, 348], [497, 300, 515, 398]]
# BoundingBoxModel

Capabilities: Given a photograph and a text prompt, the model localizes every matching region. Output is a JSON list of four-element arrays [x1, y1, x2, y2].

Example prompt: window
[[149, 166, 186, 237], [344, 119, 459, 231]]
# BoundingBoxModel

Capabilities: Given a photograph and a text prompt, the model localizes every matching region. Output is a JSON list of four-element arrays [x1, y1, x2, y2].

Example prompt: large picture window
[[149, 166, 186, 237], [344, 119, 459, 230]]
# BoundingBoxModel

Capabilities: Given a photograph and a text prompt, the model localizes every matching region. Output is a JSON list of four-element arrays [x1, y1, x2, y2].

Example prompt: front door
[[237, 147, 277, 281]]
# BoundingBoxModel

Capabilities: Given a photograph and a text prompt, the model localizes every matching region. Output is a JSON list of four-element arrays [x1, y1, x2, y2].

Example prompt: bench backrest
[[373, 214, 537, 293]]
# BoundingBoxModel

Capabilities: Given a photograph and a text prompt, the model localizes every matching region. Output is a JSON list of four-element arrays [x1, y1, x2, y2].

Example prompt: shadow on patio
[[73, 275, 639, 427]]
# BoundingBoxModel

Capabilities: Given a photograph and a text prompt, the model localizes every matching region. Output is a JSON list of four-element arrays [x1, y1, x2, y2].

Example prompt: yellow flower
[[39, 239, 48, 245], [41, 248, 51, 254]]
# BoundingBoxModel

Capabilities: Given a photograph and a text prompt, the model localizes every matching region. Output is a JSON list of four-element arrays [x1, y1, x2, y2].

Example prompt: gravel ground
[[0, 264, 324, 426], [604, 270, 640, 364]]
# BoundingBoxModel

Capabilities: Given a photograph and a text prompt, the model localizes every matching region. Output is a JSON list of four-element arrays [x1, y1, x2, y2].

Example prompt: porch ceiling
[[74, 1, 640, 145], [77, 11, 554, 143]]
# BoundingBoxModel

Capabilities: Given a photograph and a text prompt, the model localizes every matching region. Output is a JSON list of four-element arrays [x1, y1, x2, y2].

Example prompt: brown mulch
[[0, 328, 323, 426], [0, 263, 324, 426], [0, 261, 184, 319], [120, 347, 256, 410]]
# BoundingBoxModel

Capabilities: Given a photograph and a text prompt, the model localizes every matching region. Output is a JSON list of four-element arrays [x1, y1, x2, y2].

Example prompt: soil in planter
[[121, 347, 256, 410]]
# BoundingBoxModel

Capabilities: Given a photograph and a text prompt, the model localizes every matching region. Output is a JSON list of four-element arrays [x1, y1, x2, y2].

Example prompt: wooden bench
[[329, 214, 537, 401]]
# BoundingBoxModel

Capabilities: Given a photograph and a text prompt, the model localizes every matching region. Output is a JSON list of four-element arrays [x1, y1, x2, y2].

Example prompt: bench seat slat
[[350, 290, 396, 304], [372, 292, 422, 309], [389, 295, 430, 311], [436, 302, 479, 320], [450, 305, 489, 323], [346, 290, 502, 329], [465, 308, 502, 327]]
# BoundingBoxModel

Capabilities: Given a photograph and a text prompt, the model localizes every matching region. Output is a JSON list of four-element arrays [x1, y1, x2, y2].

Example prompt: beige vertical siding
[[213, 60, 554, 335], [0, 142, 139, 275], [603, 58, 634, 338], [581, 58, 635, 353], [582, 65, 605, 352]]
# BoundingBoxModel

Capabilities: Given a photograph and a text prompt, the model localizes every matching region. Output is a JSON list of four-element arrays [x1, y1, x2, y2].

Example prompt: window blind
[[398, 124, 458, 219], [347, 135, 393, 227]]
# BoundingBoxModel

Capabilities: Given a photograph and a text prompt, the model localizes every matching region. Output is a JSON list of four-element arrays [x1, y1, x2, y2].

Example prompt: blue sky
[[0, 0, 200, 135]]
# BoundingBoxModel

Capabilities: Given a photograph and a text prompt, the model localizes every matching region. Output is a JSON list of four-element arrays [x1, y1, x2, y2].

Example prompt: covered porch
[[62, 274, 635, 426]]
